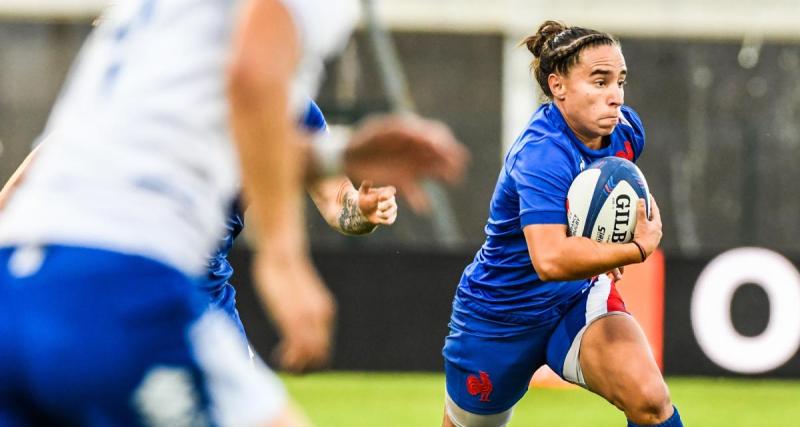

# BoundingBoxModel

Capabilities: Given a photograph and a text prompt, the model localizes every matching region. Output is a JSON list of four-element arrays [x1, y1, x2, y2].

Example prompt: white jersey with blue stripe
[[0, 0, 358, 276]]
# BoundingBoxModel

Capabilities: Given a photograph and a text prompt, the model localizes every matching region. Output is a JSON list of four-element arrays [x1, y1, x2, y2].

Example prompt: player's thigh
[[544, 275, 670, 417], [579, 314, 669, 411], [545, 274, 630, 386]]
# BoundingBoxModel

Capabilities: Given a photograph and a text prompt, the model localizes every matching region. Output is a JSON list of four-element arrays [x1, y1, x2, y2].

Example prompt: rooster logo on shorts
[[466, 371, 493, 402]]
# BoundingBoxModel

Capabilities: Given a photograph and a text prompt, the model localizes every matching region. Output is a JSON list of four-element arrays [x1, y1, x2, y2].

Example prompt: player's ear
[[548, 73, 566, 101]]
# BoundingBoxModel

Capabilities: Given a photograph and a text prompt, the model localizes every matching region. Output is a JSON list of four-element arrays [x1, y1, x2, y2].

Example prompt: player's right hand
[[254, 250, 336, 374], [632, 195, 662, 258], [357, 181, 398, 226]]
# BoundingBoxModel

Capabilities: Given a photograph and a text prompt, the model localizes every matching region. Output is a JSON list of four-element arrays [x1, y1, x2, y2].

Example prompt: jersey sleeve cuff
[[520, 210, 566, 227]]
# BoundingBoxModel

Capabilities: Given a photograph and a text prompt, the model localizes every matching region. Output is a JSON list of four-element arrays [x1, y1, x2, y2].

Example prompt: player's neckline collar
[[546, 103, 616, 157]]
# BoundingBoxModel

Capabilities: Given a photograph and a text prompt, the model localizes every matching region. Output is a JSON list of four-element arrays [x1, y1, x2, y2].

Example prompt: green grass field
[[283, 372, 800, 426]]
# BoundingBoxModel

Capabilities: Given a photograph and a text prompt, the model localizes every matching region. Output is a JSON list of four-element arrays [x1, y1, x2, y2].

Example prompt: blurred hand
[[356, 181, 397, 226], [632, 195, 662, 259], [343, 113, 469, 213], [254, 250, 336, 373]]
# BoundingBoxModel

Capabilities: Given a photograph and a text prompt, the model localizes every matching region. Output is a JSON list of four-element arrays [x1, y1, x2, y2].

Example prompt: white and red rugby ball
[[566, 156, 651, 243]]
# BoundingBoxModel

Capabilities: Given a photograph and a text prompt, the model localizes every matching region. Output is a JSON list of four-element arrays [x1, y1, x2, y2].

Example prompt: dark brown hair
[[521, 20, 619, 98]]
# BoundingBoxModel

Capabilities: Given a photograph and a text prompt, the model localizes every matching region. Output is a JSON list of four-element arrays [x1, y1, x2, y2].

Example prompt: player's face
[[554, 44, 627, 146]]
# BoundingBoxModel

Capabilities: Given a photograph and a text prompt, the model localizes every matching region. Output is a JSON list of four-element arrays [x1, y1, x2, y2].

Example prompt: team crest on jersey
[[615, 141, 634, 161], [466, 371, 493, 402]]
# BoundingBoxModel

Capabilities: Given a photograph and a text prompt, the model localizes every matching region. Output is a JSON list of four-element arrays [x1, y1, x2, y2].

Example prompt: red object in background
[[531, 250, 665, 388], [616, 249, 665, 370]]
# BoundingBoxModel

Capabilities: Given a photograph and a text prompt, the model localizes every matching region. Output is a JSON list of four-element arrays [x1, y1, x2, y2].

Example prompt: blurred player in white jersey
[[0, 98, 400, 374], [0, 0, 467, 425]]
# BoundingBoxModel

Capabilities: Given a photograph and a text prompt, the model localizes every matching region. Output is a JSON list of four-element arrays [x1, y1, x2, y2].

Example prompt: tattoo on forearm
[[338, 193, 377, 235]]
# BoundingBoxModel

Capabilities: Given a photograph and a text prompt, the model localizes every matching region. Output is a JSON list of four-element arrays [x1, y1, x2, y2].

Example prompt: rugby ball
[[566, 157, 650, 243]]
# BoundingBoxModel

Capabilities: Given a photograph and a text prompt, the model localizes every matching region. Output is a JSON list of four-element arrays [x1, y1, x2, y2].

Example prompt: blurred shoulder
[[506, 132, 576, 177], [279, 0, 360, 55]]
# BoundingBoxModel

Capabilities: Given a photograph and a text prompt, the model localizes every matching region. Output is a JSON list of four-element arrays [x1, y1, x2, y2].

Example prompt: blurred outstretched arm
[[307, 114, 469, 214]]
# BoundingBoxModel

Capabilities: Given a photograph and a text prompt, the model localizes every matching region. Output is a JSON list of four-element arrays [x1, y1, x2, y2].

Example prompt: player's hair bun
[[523, 20, 567, 58], [521, 20, 617, 99]]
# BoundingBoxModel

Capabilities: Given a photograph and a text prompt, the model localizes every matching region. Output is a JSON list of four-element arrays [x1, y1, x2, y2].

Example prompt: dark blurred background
[[2, 23, 799, 256]]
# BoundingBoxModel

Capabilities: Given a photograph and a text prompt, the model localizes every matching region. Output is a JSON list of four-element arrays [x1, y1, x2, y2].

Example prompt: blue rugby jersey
[[201, 198, 245, 301], [454, 102, 645, 327], [300, 98, 328, 132], [202, 99, 328, 296]]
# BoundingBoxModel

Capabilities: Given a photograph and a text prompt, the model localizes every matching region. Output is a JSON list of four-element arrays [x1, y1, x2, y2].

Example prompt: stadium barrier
[[231, 246, 800, 378]]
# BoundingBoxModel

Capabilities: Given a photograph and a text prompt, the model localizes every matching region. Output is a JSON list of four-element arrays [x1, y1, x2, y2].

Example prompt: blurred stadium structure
[[2, 0, 800, 254], [1, 0, 800, 380]]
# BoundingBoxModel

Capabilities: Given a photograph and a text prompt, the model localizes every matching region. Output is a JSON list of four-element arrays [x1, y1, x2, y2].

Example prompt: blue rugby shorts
[[443, 275, 627, 415], [0, 245, 284, 426]]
